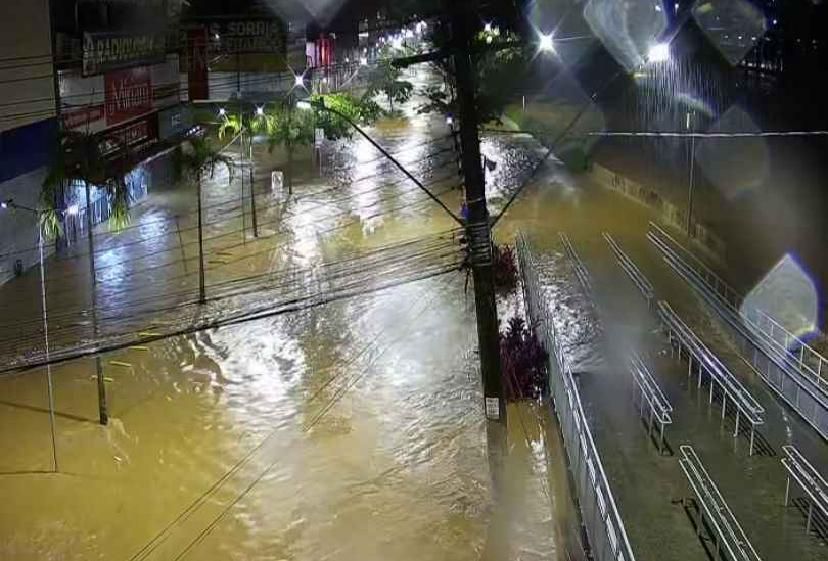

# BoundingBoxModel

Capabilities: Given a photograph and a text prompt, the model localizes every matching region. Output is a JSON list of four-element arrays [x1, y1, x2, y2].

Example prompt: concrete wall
[[0, 168, 52, 285], [0, 0, 55, 286], [0, 0, 55, 132], [589, 162, 728, 263]]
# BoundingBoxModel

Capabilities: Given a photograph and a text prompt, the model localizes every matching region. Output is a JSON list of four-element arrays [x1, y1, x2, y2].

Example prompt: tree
[[40, 128, 134, 426], [253, 93, 383, 193], [417, 25, 529, 126], [365, 56, 414, 113], [178, 136, 235, 303]]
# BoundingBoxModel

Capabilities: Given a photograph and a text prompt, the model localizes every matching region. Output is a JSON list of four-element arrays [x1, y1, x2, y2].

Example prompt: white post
[[38, 227, 58, 472]]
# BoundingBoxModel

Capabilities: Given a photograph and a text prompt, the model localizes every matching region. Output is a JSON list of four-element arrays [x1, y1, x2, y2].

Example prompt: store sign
[[209, 19, 286, 55], [83, 31, 166, 76], [62, 105, 105, 130], [99, 114, 158, 157], [105, 66, 152, 126]]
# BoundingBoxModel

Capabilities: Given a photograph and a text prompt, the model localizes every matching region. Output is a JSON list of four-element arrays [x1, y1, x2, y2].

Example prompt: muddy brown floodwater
[[0, 68, 579, 561]]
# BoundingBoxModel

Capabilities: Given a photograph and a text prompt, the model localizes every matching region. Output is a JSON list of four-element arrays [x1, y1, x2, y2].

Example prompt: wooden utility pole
[[450, 1, 506, 424]]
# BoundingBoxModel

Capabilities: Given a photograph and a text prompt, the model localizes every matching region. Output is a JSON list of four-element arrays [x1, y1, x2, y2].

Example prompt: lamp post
[[1, 199, 59, 472]]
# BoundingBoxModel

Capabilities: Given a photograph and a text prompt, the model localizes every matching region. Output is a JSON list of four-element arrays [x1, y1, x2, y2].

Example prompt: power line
[[588, 130, 828, 138]]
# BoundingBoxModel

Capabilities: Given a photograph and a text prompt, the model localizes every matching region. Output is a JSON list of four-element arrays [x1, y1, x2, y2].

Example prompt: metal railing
[[518, 233, 637, 561], [658, 301, 765, 455], [782, 445, 828, 536], [648, 223, 828, 441], [679, 445, 763, 561], [628, 353, 673, 454], [648, 222, 741, 308], [651, 222, 828, 393], [745, 307, 828, 392], [603, 232, 654, 306], [559, 232, 592, 294]]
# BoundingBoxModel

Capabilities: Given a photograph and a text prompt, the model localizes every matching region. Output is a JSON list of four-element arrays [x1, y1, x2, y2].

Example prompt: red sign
[[187, 28, 209, 101], [100, 114, 158, 157], [105, 66, 152, 126], [62, 105, 105, 130]]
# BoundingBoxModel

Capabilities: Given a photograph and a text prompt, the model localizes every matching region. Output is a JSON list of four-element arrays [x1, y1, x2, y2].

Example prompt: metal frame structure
[[648, 222, 828, 441], [518, 234, 637, 561], [603, 232, 654, 306], [679, 445, 763, 561], [746, 308, 828, 392], [658, 301, 765, 455], [628, 353, 673, 453], [559, 232, 592, 294], [782, 445, 828, 536]]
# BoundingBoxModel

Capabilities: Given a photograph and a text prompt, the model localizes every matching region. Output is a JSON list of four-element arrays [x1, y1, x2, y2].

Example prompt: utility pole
[[450, 1, 506, 425]]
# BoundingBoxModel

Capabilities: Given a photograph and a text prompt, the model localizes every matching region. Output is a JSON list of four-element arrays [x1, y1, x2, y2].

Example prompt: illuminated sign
[[105, 66, 152, 126], [83, 31, 166, 76]]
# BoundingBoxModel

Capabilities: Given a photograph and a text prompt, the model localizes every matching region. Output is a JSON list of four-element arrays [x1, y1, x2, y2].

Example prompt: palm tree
[[218, 111, 259, 237], [40, 129, 133, 426], [178, 136, 234, 304], [254, 103, 315, 195]]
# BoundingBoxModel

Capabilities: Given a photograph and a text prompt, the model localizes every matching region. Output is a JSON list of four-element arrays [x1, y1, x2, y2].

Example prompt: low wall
[[589, 163, 727, 263]]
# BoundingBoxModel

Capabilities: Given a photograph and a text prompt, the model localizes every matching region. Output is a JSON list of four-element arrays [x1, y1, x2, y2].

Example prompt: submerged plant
[[493, 244, 518, 295], [500, 316, 548, 400]]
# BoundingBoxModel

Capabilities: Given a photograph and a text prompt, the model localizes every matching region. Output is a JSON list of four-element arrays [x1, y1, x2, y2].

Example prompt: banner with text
[[83, 31, 167, 77]]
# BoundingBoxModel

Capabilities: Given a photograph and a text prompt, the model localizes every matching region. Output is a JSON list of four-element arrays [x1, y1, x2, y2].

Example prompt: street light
[[256, 106, 265, 116], [647, 43, 670, 63], [294, 74, 305, 88], [0, 198, 58, 472], [360, 56, 368, 66], [66, 203, 79, 216], [218, 107, 226, 116], [538, 33, 555, 53]]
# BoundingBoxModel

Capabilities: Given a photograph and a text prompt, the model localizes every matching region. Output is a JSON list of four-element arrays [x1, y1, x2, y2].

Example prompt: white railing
[[559, 232, 592, 294], [603, 232, 654, 306], [658, 301, 764, 455], [679, 446, 763, 561], [648, 223, 828, 441], [518, 233, 636, 561], [782, 445, 828, 535], [628, 353, 672, 454], [745, 307, 828, 392]]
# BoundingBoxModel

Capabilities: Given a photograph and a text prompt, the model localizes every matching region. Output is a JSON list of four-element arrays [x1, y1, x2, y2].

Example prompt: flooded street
[[0, 69, 574, 561], [1, 62, 826, 561]]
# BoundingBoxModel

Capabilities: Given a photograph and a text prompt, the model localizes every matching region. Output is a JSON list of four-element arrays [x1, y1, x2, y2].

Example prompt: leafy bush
[[493, 244, 518, 295], [500, 317, 548, 400]]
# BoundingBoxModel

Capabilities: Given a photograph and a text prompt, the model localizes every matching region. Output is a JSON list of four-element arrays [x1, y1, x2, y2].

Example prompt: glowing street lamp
[[360, 56, 368, 66], [484, 22, 492, 33], [296, 100, 313, 110], [218, 107, 226, 116], [647, 43, 670, 63], [66, 203, 79, 216], [538, 33, 555, 53], [294, 74, 305, 88]]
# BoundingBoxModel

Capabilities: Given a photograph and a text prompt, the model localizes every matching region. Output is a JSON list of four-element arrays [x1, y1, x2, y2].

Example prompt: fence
[[648, 223, 828, 441], [782, 445, 828, 536], [559, 232, 592, 293], [658, 300, 764, 455], [517, 233, 637, 561], [603, 232, 654, 306], [678, 445, 763, 561], [628, 353, 673, 454]]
